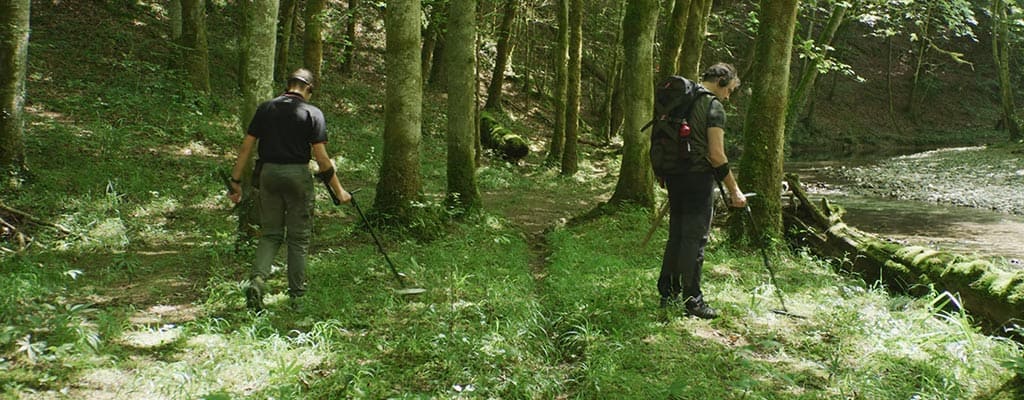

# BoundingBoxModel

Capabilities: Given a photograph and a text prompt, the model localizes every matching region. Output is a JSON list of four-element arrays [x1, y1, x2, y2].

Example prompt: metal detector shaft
[[640, 200, 671, 248], [714, 181, 796, 315], [346, 192, 425, 295]]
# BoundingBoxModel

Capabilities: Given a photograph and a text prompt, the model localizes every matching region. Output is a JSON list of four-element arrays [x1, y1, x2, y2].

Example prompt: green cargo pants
[[252, 163, 315, 298]]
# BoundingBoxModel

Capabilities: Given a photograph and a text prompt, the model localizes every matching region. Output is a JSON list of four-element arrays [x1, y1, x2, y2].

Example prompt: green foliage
[[2, 1, 1023, 399]]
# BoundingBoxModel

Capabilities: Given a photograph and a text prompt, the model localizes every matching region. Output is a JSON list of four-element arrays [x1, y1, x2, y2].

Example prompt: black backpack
[[645, 75, 713, 177]]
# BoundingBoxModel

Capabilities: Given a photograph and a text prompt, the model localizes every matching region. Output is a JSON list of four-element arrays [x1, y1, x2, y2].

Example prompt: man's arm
[[228, 135, 258, 204], [707, 126, 747, 208], [312, 143, 351, 204]]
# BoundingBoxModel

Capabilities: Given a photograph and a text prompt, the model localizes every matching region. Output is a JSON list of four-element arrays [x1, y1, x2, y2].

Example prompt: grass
[[2, 1, 1022, 399]]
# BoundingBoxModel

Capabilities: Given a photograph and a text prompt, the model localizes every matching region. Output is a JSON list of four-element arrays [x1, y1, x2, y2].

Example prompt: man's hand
[[729, 190, 747, 208], [229, 182, 242, 204], [337, 189, 352, 204]]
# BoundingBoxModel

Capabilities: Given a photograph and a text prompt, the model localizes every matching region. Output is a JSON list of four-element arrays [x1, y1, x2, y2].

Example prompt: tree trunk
[[169, 0, 182, 40], [676, 0, 710, 80], [784, 174, 1024, 332], [561, 0, 582, 176], [238, 0, 280, 239], [180, 0, 211, 92], [738, 0, 800, 240], [484, 0, 519, 112], [785, 2, 847, 137], [907, 2, 935, 119], [545, 0, 570, 166], [0, 0, 30, 177], [608, 0, 658, 207], [446, 0, 481, 211], [992, 0, 1021, 141], [303, 0, 326, 82], [658, 0, 692, 77], [274, 0, 298, 81], [426, 5, 448, 91], [341, 0, 359, 75], [375, 0, 423, 220]]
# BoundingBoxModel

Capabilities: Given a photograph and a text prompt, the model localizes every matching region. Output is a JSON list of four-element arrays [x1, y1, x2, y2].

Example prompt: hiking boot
[[685, 298, 719, 319], [245, 277, 266, 312]]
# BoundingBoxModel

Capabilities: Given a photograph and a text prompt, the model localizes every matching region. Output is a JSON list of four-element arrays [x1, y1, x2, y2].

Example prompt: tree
[[545, 0, 569, 166], [677, 0, 712, 80], [340, 0, 359, 75], [991, 0, 1021, 141], [786, 1, 848, 136], [180, 0, 210, 93], [561, 0, 582, 176], [739, 0, 801, 240], [658, 0, 693, 77], [274, 0, 299, 81], [374, 0, 423, 220], [237, 0, 280, 238], [0, 0, 30, 178], [169, 0, 182, 40], [446, 0, 481, 211], [484, 0, 519, 112], [608, 0, 658, 208], [303, 0, 327, 81]]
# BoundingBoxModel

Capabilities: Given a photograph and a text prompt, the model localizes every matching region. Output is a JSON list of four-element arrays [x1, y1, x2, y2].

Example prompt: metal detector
[[715, 182, 805, 319], [324, 184, 426, 296]]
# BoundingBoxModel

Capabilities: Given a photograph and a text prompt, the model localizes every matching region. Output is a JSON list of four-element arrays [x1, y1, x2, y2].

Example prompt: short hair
[[700, 63, 738, 87], [287, 68, 315, 89]]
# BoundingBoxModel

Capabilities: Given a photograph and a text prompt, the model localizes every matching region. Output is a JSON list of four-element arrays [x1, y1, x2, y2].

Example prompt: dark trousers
[[253, 163, 315, 298], [658, 172, 715, 302]]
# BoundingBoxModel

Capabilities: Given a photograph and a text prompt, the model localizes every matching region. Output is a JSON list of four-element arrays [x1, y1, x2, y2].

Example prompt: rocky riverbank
[[818, 145, 1024, 215]]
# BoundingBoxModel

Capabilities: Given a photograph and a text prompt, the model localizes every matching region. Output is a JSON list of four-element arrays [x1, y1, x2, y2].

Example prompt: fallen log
[[783, 173, 1024, 332], [480, 111, 530, 162]]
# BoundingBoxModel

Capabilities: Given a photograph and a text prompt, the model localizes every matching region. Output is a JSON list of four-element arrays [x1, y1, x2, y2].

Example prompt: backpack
[[645, 75, 714, 177]]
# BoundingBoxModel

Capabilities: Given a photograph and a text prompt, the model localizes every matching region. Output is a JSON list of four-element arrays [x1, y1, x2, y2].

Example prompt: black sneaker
[[685, 298, 719, 319], [245, 277, 266, 312]]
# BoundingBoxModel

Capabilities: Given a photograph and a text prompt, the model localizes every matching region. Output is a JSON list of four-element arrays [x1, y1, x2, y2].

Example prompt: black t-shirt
[[686, 96, 727, 173], [247, 93, 327, 164]]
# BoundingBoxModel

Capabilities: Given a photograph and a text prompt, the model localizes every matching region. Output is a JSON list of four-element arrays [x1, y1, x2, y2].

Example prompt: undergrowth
[[1, 1, 1022, 399]]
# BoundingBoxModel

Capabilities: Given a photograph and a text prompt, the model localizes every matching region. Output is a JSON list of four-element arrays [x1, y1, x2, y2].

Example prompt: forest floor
[[2, 1, 1023, 399]]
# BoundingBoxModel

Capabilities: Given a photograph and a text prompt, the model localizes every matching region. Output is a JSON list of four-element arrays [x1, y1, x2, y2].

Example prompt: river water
[[787, 160, 1024, 263]]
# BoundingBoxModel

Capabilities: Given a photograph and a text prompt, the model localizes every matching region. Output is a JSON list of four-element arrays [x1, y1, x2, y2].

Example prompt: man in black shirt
[[659, 63, 746, 319], [228, 68, 351, 312]]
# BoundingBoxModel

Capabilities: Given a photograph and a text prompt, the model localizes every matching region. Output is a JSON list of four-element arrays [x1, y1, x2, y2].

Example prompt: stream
[[787, 159, 1024, 263]]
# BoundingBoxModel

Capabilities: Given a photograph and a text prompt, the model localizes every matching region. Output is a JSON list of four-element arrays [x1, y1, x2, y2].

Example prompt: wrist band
[[712, 162, 730, 181]]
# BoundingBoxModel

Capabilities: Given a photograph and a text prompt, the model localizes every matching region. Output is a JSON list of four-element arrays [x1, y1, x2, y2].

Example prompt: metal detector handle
[[322, 179, 342, 205]]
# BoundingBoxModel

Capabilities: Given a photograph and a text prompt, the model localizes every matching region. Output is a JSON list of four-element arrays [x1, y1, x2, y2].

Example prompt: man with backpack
[[650, 63, 746, 319], [227, 68, 351, 312]]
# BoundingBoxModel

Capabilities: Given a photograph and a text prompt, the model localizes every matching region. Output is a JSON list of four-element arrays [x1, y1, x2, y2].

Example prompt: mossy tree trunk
[[739, 0, 800, 240], [421, 3, 445, 89], [237, 0, 279, 239], [545, 0, 569, 166], [274, 0, 298, 81], [992, 0, 1021, 141], [303, 0, 326, 82], [340, 0, 359, 76], [169, 0, 182, 40], [375, 0, 423, 220], [561, 0, 582, 176], [446, 0, 481, 212], [484, 0, 518, 112], [785, 2, 847, 137], [658, 0, 691, 77], [180, 0, 210, 93], [608, 0, 657, 208], [676, 0, 711, 80], [0, 0, 30, 178], [784, 175, 1024, 331]]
